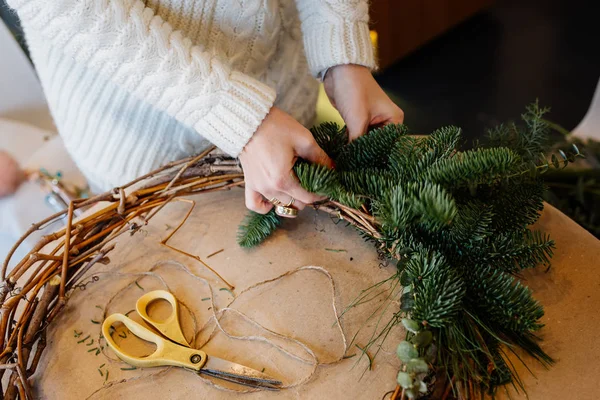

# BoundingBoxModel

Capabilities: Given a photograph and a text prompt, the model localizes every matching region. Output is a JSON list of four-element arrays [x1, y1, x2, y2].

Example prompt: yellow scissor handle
[[136, 290, 190, 347], [102, 313, 207, 370]]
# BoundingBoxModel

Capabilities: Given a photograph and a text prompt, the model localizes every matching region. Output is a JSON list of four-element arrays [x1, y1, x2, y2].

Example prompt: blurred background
[[370, 0, 599, 140], [1, 0, 600, 262]]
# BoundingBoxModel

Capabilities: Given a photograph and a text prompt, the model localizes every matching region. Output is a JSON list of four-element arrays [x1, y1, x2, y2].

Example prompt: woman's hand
[[324, 64, 404, 141], [239, 107, 333, 216]]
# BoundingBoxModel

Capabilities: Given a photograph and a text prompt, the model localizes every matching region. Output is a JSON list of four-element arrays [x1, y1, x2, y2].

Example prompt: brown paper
[[30, 190, 600, 399]]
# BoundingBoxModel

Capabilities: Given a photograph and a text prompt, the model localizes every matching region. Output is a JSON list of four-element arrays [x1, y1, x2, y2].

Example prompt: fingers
[[263, 192, 306, 218], [245, 187, 272, 214], [346, 115, 370, 142], [269, 170, 323, 205], [295, 137, 334, 169], [347, 105, 405, 141], [385, 105, 405, 124]]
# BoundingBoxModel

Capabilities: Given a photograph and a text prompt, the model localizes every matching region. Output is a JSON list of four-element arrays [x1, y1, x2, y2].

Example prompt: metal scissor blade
[[199, 369, 280, 391], [201, 356, 283, 388]]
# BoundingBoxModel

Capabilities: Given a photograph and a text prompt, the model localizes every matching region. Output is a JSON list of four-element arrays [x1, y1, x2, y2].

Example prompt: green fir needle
[[78, 335, 91, 344]]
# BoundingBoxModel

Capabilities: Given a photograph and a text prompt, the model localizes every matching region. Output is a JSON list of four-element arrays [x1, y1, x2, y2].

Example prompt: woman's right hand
[[239, 107, 334, 216]]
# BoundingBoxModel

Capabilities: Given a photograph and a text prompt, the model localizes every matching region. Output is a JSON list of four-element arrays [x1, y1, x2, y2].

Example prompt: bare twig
[[159, 199, 234, 290], [59, 201, 74, 300]]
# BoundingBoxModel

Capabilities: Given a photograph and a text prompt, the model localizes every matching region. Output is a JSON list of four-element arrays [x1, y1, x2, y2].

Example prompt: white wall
[[0, 19, 54, 132]]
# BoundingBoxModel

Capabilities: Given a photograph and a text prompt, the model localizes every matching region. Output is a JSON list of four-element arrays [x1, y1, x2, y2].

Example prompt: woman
[[7, 0, 403, 215]]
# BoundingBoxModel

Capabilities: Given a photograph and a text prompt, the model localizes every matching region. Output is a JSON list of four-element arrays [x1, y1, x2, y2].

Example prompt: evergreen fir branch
[[294, 162, 339, 197], [410, 182, 457, 231], [421, 147, 522, 189], [310, 122, 348, 159], [467, 264, 545, 333], [420, 125, 462, 160], [483, 230, 555, 273], [336, 124, 408, 171], [236, 103, 562, 397], [331, 189, 364, 209], [376, 182, 456, 234], [389, 136, 421, 180], [237, 209, 281, 248], [449, 200, 494, 244], [487, 180, 545, 233], [376, 185, 413, 233], [410, 251, 465, 328], [389, 127, 460, 183], [402, 248, 447, 287], [339, 169, 396, 198]]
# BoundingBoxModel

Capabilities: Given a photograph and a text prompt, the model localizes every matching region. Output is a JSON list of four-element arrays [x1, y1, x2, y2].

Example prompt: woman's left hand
[[323, 64, 404, 141]]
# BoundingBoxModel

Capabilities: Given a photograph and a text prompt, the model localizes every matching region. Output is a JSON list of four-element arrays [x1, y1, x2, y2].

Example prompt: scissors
[[102, 290, 282, 390]]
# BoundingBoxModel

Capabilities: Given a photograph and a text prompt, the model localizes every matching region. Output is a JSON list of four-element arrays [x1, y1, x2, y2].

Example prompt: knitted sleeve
[[295, 0, 376, 78], [6, 0, 276, 156]]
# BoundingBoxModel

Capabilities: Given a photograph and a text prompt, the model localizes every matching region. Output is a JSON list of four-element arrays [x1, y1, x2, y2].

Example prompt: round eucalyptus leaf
[[401, 318, 420, 333], [397, 341, 418, 362], [397, 371, 413, 389], [407, 358, 429, 374]]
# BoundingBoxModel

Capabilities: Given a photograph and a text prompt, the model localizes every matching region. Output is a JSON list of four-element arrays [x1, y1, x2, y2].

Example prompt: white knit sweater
[[7, 0, 375, 191]]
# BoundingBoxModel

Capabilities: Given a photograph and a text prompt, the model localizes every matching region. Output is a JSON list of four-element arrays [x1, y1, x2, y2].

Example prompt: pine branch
[[236, 102, 563, 398], [336, 124, 408, 171], [310, 122, 348, 159], [466, 264, 545, 333], [237, 209, 281, 248], [421, 147, 522, 189], [449, 200, 494, 243]]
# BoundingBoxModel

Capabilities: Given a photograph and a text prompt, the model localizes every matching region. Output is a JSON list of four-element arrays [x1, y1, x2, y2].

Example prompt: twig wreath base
[[0, 146, 377, 399]]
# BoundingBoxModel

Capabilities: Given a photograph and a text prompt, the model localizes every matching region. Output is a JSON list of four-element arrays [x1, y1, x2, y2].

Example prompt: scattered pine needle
[[91, 319, 100, 324], [135, 281, 144, 291], [86, 338, 94, 346], [355, 344, 373, 370], [206, 249, 224, 258], [219, 288, 234, 297], [105, 370, 109, 382], [98, 368, 103, 377], [325, 248, 347, 253], [87, 347, 98, 353], [201, 297, 210, 301], [99, 363, 105, 368], [125, 309, 135, 317], [78, 335, 91, 344], [74, 330, 83, 338], [95, 305, 102, 310], [120, 366, 137, 371], [343, 353, 357, 359]]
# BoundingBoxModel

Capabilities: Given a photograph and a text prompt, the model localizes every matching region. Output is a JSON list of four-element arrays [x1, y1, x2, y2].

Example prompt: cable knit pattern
[[296, 0, 376, 76], [7, 0, 374, 190]]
